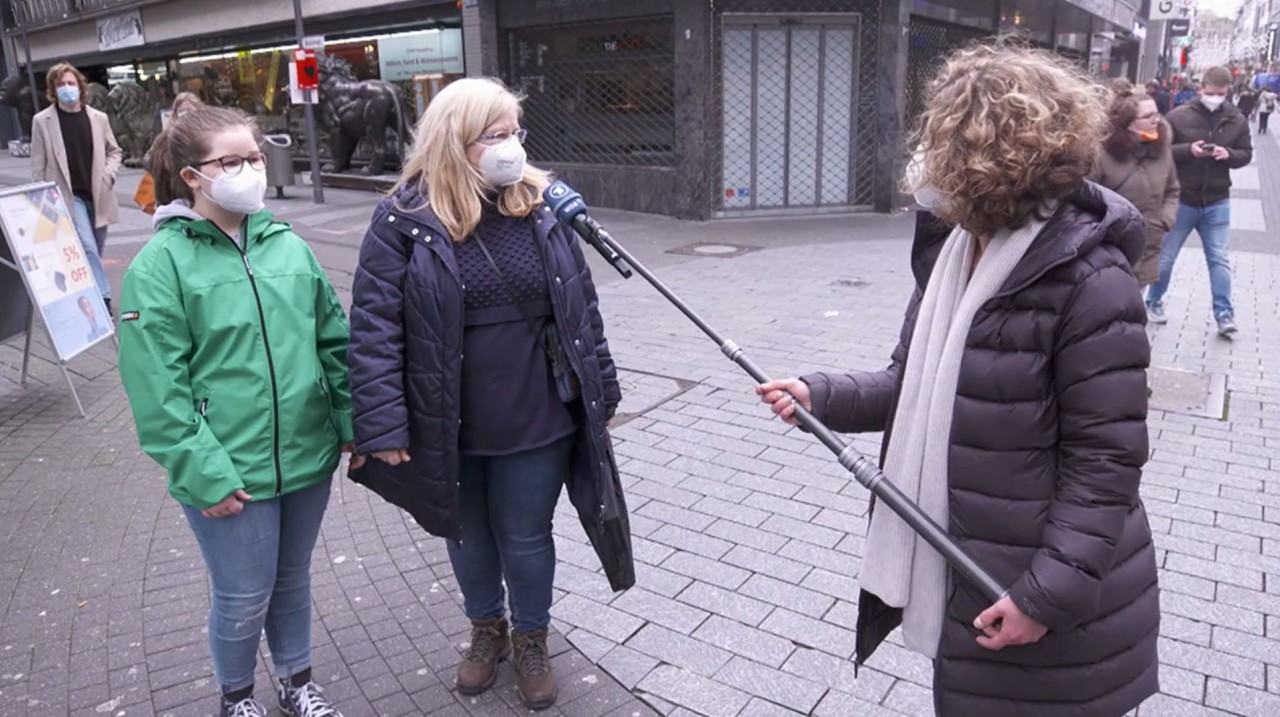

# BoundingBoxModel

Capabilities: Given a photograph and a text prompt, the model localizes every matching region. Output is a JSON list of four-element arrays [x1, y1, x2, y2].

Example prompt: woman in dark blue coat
[[346, 78, 633, 711]]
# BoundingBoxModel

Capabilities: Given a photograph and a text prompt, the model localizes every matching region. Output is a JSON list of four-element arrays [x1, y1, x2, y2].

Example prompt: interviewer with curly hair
[[759, 44, 1159, 716]]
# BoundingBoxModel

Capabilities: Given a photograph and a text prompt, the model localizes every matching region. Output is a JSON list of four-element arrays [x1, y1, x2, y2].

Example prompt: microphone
[[542, 181, 632, 278]]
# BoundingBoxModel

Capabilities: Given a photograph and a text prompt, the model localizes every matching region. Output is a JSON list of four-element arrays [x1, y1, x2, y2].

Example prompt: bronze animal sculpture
[[0, 75, 40, 140], [317, 54, 407, 175], [85, 82, 110, 112], [106, 81, 157, 166]]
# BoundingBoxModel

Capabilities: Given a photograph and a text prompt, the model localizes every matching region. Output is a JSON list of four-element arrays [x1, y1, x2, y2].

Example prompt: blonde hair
[[906, 42, 1109, 239], [395, 78, 550, 242]]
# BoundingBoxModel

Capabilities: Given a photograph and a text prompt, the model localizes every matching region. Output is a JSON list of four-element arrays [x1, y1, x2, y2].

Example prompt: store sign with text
[[1150, 0, 1195, 22], [97, 11, 144, 52], [378, 29, 464, 82]]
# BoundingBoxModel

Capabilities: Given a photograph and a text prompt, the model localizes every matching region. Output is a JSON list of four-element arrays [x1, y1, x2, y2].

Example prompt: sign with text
[[295, 48, 319, 91], [97, 11, 144, 52], [1169, 19, 1191, 38], [0, 183, 112, 361], [1150, 0, 1195, 21], [377, 29, 464, 82]]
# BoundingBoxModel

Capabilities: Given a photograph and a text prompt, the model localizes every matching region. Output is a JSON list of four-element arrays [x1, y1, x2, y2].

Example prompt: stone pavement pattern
[[2, 130, 1280, 717]]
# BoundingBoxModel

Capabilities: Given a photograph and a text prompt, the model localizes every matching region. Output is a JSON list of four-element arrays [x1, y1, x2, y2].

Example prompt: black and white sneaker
[[220, 695, 267, 717], [278, 679, 344, 717]]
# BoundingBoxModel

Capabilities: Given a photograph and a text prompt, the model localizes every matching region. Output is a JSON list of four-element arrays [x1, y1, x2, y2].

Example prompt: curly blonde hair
[[906, 42, 1109, 238]]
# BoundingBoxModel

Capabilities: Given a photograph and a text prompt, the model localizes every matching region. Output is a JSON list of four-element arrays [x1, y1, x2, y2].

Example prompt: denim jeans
[[447, 436, 572, 633], [182, 478, 332, 693], [70, 197, 111, 300], [1146, 200, 1233, 319]]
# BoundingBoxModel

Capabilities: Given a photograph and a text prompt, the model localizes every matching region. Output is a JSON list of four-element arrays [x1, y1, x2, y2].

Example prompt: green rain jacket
[[118, 202, 353, 510]]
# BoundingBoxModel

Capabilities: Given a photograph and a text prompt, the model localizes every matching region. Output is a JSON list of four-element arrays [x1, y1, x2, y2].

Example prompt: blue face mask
[[56, 85, 79, 105]]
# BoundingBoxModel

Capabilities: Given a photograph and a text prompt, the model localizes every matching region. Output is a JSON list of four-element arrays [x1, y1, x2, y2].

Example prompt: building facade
[[3, 0, 462, 168], [467, 0, 1140, 219], [7, 0, 1141, 220]]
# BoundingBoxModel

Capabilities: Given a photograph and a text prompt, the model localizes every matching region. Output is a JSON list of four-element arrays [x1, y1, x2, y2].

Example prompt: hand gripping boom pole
[[543, 182, 1007, 604]]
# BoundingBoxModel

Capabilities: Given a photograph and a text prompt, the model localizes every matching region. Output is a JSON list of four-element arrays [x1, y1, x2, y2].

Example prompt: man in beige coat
[[30, 62, 122, 311]]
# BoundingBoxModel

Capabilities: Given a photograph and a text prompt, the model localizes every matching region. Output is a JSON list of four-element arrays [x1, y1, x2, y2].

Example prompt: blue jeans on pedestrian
[[182, 478, 332, 693], [1146, 200, 1233, 319], [70, 197, 111, 300], [447, 436, 572, 633]]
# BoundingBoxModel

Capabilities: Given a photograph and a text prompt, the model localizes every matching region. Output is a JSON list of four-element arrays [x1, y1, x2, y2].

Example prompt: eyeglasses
[[193, 152, 267, 175], [474, 128, 528, 146]]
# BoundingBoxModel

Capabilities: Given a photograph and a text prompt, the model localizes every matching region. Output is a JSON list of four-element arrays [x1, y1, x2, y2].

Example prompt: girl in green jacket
[[117, 107, 356, 717]]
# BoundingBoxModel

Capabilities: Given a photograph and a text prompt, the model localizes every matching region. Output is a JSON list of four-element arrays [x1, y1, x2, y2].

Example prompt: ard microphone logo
[[549, 185, 568, 199]]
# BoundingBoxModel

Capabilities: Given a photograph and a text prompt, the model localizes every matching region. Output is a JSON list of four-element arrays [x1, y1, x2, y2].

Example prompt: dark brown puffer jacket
[[803, 182, 1160, 717]]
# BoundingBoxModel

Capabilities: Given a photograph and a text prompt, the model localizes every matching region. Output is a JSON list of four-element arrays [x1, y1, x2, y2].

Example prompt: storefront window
[[999, 0, 1052, 46], [1055, 2, 1093, 59], [912, 0, 997, 31], [174, 28, 464, 167], [508, 17, 676, 167]]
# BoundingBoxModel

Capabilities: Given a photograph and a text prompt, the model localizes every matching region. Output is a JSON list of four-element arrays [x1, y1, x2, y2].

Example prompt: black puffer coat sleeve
[[569, 232, 621, 410], [1006, 256, 1150, 631], [349, 201, 413, 454]]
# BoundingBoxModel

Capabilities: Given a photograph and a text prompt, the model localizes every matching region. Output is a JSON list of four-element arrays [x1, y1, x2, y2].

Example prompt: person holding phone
[[1146, 66, 1252, 338]]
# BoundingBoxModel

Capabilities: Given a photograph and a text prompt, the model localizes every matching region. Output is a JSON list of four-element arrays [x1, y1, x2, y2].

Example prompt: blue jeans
[[1146, 200, 1233, 319], [182, 478, 332, 693], [70, 197, 111, 300], [447, 436, 571, 633]]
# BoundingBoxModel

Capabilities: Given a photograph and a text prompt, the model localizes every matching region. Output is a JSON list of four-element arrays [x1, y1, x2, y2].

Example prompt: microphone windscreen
[[544, 180, 588, 224]]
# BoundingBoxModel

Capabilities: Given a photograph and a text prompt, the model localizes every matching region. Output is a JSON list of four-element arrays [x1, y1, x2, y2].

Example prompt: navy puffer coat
[[347, 185, 634, 591]]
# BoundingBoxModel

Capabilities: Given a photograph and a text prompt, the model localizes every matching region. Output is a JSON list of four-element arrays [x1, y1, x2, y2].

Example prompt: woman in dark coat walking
[[1091, 80, 1179, 287], [759, 44, 1159, 716], [346, 77, 633, 711]]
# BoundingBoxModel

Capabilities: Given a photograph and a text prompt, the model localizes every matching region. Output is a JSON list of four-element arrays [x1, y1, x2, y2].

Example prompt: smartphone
[[1202, 143, 1218, 152]]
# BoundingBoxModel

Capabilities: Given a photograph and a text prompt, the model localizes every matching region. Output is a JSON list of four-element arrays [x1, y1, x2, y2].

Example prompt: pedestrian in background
[[1234, 86, 1257, 126], [1259, 87, 1278, 134], [1147, 65, 1252, 337], [117, 106, 356, 717], [29, 61, 122, 313], [346, 77, 634, 711], [136, 92, 205, 215], [1174, 82, 1197, 108], [1147, 79, 1172, 115], [759, 43, 1158, 717], [1092, 80, 1179, 288]]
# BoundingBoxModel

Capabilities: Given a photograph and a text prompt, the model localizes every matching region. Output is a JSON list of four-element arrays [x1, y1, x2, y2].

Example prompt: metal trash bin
[[263, 134, 295, 198]]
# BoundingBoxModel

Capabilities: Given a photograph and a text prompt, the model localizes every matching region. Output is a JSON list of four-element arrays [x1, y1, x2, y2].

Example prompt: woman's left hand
[[973, 595, 1048, 651]]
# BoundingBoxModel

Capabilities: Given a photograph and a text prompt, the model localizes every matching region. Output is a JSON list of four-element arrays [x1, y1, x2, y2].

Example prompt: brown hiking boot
[[456, 617, 510, 695], [511, 629, 557, 710]]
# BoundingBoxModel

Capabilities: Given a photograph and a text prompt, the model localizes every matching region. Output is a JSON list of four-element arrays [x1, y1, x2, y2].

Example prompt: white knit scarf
[[860, 211, 1051, 658]]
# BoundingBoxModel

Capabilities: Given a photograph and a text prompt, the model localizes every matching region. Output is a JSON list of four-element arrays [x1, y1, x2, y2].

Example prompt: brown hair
[[1202, 67, 1232, 89], [1104, 79, 1149, 160], [905, 41, 1109, 238], [171, 92, 204, 115], [146, 106, 262, 206], [45, 62, 88, 105]]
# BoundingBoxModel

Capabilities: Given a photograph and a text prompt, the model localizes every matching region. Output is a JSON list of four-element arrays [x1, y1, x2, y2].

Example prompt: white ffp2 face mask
[[1200, 95, 1226, 112], [477, 137, 527, 187], [194, 166, 267, 215], [905, 151, 942, 211]]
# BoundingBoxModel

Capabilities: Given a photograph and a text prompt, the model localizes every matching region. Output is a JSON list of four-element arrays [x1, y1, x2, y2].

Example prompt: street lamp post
[[291, 0, 325, 204]]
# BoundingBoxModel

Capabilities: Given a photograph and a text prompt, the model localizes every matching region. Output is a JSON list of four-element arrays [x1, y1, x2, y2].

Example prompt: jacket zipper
[[215, 220, 285, 497]]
